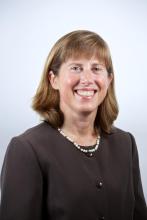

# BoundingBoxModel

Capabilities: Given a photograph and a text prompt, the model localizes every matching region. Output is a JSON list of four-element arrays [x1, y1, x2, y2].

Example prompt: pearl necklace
[[58, 128, 100, 154]]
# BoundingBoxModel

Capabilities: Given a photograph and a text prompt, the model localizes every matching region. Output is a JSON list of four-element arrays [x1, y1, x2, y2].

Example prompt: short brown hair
[[32, 30, 119, 133]]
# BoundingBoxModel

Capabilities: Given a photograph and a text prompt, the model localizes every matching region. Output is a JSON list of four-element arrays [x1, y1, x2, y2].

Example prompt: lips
[[76, 90, 94, 97], [74, 89, 97, 98]]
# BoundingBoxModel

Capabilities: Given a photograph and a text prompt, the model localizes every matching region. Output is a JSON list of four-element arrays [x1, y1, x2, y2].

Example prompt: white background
[[0, 0, 147, 200]]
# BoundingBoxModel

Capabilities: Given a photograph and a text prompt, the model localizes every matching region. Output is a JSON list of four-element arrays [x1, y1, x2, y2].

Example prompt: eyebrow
[[68, 63, 83, 66], [67, 62, 105, 66]]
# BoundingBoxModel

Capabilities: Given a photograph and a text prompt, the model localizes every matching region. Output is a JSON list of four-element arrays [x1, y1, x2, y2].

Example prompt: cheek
[[95, 75, 111, 90], [59, 76, 77, 95], [65, 75, 79, 87]]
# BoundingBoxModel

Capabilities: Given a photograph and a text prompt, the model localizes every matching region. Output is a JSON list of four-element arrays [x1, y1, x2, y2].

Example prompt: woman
[[0, 30, 147, 220]]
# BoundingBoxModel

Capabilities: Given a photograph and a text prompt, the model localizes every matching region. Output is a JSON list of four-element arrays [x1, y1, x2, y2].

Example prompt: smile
[[74, 89, 97, 98]]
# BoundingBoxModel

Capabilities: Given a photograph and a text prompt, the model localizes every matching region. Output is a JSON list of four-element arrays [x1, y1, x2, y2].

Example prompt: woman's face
[[50, 56, 112, 118]]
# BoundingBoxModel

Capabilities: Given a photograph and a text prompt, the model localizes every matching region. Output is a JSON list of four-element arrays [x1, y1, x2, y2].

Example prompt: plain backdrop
[[0, 0, 147, 200]]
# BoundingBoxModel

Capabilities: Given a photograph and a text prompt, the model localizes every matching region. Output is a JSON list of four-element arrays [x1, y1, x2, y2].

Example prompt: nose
[[80, 69, 94, 84]]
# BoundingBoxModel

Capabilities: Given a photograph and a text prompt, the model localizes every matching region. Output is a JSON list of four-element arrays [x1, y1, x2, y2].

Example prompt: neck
[[60, 111, 98, 146]]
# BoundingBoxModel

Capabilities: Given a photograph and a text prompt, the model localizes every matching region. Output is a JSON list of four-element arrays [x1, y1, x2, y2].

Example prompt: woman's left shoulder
[[108, 126, 136, 147], [110, 126, 134, 138]]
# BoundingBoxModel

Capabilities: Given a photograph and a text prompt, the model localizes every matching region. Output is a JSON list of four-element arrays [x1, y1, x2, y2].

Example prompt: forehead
[[64, 55, 105, 65], [64, 49, 103, 60]]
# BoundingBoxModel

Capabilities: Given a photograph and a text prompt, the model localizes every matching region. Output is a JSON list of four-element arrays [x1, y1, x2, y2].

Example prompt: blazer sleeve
[[129, 133, 147, 220], [0, 137, 43, 220]]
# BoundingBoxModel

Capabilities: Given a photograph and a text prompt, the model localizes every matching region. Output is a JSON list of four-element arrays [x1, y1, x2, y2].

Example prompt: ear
[[49, 71, 59, 90], [107, 73, 113, 88]]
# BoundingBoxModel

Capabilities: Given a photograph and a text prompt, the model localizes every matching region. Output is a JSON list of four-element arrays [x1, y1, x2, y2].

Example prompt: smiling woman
[[0, 30, 147, 220], [49, 57, 112, 134], [33, 30, 117, 134]]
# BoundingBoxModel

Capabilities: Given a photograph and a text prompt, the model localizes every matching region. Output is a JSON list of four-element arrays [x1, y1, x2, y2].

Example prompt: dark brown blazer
[[0, 122, 147, 220]]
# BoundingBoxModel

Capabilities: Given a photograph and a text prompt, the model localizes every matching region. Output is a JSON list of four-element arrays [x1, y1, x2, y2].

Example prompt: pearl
[[58, 128, 100, 154]]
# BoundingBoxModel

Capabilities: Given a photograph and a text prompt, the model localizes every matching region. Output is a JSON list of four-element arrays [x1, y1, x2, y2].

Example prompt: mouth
[[74, 89, 97, 98]]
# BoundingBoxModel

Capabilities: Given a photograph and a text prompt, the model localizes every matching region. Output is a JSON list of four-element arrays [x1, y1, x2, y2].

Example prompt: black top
[[0, 122, 147, 220]]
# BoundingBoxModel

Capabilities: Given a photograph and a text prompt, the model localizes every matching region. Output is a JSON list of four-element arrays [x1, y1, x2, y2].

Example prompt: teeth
[[76, 90, 94, 97]]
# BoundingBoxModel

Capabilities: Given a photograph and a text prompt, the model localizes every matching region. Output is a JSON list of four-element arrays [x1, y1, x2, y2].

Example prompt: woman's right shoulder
[[8, 122, 57, 152], [3, 122, 59, 168], [15, 121, 54, 139]]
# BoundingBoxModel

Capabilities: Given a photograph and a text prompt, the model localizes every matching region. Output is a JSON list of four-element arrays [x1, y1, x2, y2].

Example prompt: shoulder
[[100, 127, 139, 163], [7, 122, 57, 155], [19, 121, 55, 136], [110, 126, 130, 135], [4, 122, 59, 170], [103, 126, 137, 151], [14, 121, 56, 142], [108, 126, 134, 140]]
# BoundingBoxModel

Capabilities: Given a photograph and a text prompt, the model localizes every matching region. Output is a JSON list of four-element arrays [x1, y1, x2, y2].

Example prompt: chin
[[76, 106, 98, 115]]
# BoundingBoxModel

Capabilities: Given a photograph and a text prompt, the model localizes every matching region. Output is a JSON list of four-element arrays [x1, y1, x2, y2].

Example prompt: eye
[[70, 66, 82, 73], [93, 67, 102, 71], [92, 65, 106, 74]]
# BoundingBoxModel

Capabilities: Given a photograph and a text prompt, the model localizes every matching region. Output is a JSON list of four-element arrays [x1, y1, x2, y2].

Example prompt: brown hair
[[32, 30, 119, 133]]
